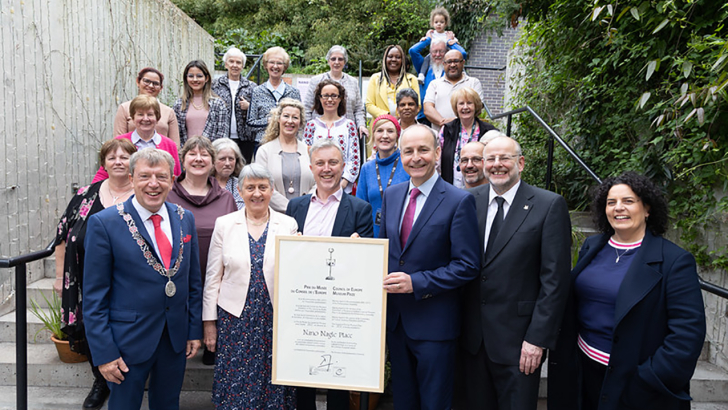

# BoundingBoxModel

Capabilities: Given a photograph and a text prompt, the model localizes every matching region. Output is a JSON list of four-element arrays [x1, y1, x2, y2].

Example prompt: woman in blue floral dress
[[54, 139, 137, 409], [203, 164, 298, 409]]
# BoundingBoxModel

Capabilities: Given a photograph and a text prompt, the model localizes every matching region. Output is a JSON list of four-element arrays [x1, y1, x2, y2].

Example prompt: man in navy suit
[[457, 136, 571, 410], [379, 124, 480, 410], [286, 138, 373, 410], [83, 149, 202, 410]]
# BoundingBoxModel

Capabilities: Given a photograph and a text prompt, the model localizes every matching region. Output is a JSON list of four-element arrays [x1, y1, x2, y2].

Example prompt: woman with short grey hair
[[203, 162, 298, 409], [303, 45, 368, 139], [212, 138, 246, 210], [212, 47, 257, 164]]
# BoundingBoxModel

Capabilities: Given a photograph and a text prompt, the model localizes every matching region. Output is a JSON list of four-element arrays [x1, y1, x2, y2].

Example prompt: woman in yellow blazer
[[203, 163, 298, 409], [366, 45, 421, 118]]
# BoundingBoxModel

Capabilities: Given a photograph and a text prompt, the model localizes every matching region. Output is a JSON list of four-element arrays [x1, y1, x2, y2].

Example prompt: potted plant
[[28, 291, 87, 363]]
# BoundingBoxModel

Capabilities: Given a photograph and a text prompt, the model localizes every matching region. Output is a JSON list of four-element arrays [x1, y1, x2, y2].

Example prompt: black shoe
[[83, 378, 110, 409], [202, 348, 216, 365]]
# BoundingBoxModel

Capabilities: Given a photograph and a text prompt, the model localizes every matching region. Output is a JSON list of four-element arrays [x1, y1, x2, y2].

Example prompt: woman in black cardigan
[[438, 87, 496, 187]]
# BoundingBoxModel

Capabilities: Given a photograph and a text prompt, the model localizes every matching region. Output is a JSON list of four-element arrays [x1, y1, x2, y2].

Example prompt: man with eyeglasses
[[423, 49, 484, 128], [456, 135, 571, 410], [459, 141, 488, 189], [409, 38, 467, 126]]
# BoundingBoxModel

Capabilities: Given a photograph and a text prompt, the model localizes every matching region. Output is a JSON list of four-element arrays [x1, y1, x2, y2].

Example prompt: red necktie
[[400, 187, 421, 247], [150, 214, 172, 269]]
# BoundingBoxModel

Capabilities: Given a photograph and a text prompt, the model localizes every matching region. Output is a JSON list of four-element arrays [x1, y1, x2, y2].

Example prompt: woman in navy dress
[[203, 163, 299, 409]]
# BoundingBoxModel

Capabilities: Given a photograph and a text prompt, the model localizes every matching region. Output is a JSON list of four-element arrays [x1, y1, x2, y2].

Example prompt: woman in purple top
[[166, 136, 237, 282], [549, 172, 706, 410]]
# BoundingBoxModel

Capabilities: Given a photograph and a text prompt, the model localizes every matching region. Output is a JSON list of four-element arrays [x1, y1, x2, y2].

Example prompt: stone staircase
[[0, 257, 726, 409]]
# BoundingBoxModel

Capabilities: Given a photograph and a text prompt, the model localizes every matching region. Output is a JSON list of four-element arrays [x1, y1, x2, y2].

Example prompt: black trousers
[[455, 342, 541, 410]]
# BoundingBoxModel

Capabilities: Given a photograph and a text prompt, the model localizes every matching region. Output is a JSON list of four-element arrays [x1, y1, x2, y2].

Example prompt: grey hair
[[129, 148, 175, 176], [212, 138, 246, 176], [326, 45, 349, 64], [238, 163, 275, 190], [480, 130, 508, 145], [396, 88, 420, 107], [430, 37, 448, 49], [400, 124, 438, 149], [309, 138, 344, 162], [223, 47, 247, 66]]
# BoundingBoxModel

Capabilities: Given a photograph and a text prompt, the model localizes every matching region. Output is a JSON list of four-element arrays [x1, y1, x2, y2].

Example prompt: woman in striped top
[[549, 171, 706, 410]]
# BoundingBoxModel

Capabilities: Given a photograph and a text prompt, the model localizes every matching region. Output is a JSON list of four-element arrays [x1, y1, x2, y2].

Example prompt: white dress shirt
[[484, 180, 521, 253], [132, 196, 172, 259], [399, 172, 439, 232]]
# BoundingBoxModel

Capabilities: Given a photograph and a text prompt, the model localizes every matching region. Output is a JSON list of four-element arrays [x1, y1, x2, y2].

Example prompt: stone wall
[[0, 0, 214, 314]]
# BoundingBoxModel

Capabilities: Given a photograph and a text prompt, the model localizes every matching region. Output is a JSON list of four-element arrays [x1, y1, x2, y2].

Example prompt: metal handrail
[[245, 54, 264, 84], [0, 239, 55, 410], [486, 105, 602, 187], [699, 278, 728, 299]]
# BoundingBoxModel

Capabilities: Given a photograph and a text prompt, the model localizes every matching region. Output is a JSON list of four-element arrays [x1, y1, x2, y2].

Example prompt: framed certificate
[[272, 235, 388, 393]]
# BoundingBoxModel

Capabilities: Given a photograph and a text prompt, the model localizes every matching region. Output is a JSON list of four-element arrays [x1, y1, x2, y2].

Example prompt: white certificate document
[[272, 235, 388, 392]]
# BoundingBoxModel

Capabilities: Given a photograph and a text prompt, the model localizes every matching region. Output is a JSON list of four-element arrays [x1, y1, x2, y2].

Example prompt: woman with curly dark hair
[[548, 171, 706, 410]]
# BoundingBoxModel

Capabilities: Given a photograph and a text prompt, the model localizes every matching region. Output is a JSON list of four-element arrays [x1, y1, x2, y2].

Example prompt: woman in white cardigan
[[254, 98, 315, 212], [203, 163, 298, 408]]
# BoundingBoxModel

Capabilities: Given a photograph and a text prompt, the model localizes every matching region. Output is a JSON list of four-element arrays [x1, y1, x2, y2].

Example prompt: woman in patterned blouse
[[302, 79, 360, 193]]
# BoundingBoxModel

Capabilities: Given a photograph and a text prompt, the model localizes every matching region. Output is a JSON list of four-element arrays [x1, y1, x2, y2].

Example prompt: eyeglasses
[[141, 78, 162, 88], [268, 61, 285, 66], [320, 94, 340, 100], [485, 154, 520, 164], [329, 57, 345, 62], [444, 59, 463, 65], [459, 156, 484, 165]]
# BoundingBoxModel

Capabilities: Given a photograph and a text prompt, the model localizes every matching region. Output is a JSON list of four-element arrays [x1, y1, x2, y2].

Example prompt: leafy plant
[[508, 0, 728, 268], [28, 291, 66, 341]]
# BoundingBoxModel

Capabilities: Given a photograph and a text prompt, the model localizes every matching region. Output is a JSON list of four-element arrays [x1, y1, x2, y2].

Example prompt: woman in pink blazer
[[203, 163, 298, 409]]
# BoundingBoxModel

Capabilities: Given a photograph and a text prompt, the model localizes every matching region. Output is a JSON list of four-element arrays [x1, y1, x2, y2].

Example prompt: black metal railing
[[485, 104, 602, 188], [699, 278, 728, 299], [0, 240, 55, 410], [245, 54, 264, 84]]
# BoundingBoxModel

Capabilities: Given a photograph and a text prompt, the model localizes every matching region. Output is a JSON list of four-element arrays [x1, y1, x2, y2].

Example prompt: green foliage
[[510, 0, 728, 268], [172, 0, 440, 76], [28, 291, 66, 341]]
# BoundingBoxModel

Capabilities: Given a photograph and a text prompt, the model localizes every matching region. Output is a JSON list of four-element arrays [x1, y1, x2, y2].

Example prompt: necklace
[[615, 248, 631, 263], [105, 182, 133, 204], [246, 212, 270, 226], [192, 102, 204, 110], [288, 180, 295, 194]]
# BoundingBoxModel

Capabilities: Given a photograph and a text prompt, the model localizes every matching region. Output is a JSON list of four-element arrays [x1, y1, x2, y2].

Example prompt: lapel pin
[[524, 205, 529, 210]]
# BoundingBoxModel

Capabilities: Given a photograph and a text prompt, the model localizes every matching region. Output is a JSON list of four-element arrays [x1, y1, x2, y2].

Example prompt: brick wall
[[466, 24, 523, 117]]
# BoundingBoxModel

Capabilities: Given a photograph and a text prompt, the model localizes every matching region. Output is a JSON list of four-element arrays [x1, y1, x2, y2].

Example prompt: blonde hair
[[261, 98, 304, 144], [450, 88, 484, 118], [262, 47, 291, 70]]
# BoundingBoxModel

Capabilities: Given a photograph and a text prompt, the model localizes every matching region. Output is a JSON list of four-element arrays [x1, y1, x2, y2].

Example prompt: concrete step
[[0, 342, 725, 403], [0, 308, 57, 344], [27, 278, 57, 309], [0, 386, 722, 410], [0, 342, 215, 389]]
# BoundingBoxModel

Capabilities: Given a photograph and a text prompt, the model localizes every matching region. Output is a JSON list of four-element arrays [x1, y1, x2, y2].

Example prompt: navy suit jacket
[[548, 231, 706, 410], [380, 177, 480, 341], [83, 198, 203, 366], [461, 181, 572, 364], [286, 191, 374, 239]]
